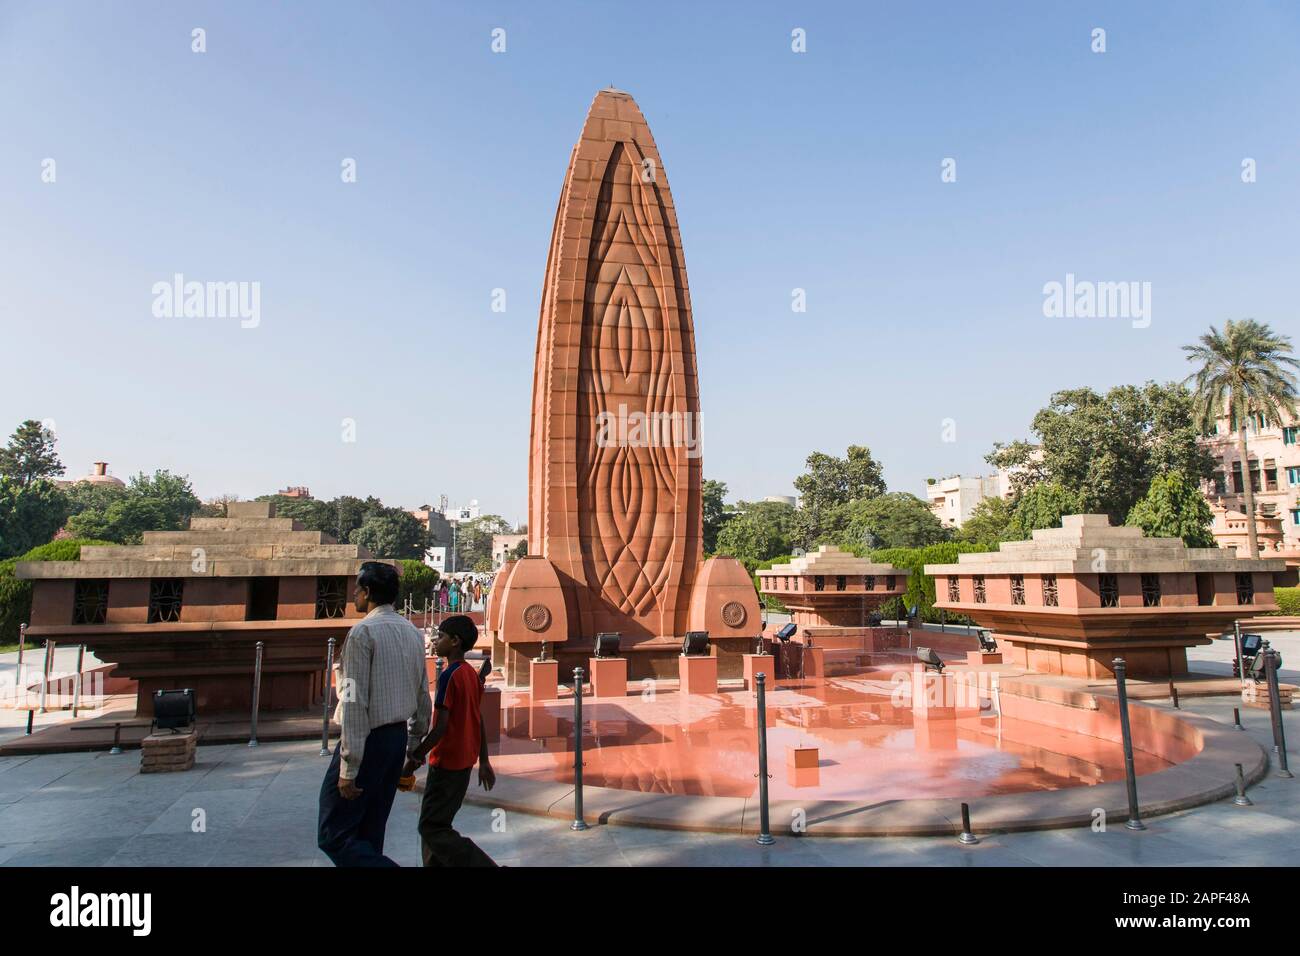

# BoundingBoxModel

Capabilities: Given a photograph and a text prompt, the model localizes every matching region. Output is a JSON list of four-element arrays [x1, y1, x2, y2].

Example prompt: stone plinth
[[482, 686, 502, 743], [742, 653, 775, 691], [911, 664, 956, 719], [927, 514, 1288, 680], [529, 659, 559, 702], [589, 657, 629, 698], [485, 89, 759, 690], [967, 651, 1003, 667], [1242, 682, 1292, 710], [140, 730, 197, 773], [678, 655, 717, 696], [786, 746, 819, 769]]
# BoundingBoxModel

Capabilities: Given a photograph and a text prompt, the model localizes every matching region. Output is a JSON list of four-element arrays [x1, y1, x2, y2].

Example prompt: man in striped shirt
[[317, 562, 431, 867]]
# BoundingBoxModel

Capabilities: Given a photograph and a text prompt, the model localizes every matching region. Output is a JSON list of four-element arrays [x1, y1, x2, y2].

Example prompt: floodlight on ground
[[594, 632, 621, 658], [152, 688, 196, 733], [1248, 651, 1267, 683], [917, 647, 945, 673], [775, 623, 797, 642], [977, 630, 998, 653], [682, 631, 710, 656]]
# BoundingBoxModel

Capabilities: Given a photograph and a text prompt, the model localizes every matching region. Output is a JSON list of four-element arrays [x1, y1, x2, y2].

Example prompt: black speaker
[[152, 688, 196, 732], [681, 631, 709, 656], [594, 632, 621, 658]]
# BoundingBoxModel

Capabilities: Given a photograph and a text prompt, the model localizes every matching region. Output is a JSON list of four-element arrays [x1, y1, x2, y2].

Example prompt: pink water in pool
[[488, 668, 1181, 802]]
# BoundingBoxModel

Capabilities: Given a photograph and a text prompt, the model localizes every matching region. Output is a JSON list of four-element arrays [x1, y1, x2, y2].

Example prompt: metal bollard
[[109, 722, 123, 755], [38, 640, 56, 713], [71, 644, 86, 717], [1233, 763, 1253, 806], [16, 623, 26, 690], [25, 710, 34, 735], [319, 637, 336, 757], [571, 667, 589, 831], [1263, 648, 1292, 778], [1113, 658, 1146, 830], [1234, 621, 1244, 680], [248, 641, 264, 748], [1233, 706, 1244, 731], [755, 673, 774, 846], [958, 802, 979, 845], [1170, 682, 1180, 710]]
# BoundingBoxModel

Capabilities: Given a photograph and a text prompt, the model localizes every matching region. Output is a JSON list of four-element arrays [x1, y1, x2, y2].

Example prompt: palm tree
[[1183, 319, 1299, 557]]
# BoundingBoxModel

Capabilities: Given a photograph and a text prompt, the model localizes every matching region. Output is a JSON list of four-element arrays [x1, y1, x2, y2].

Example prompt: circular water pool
[[488, 668, 1186, 804]]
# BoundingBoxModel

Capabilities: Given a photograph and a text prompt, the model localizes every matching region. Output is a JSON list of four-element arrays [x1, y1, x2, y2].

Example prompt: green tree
[[1007, 481, 1081, 538], [63, 470, 200, 544], [1125, 469, 1216, 548], [868, 541, 995, 624], [792, 445, 887, 548], [350, 511, 427, 559], [714, 500, 797, 571], [955, 496, 1017, 547], [702, 479, 732, 555], [840, 492, 949, 550], [988, 383, 1213, 524], [0, 479, 70, 559], [0, 420, 64, 488], [455, 515, 513, 572], [1183, 319, 1299, 557]]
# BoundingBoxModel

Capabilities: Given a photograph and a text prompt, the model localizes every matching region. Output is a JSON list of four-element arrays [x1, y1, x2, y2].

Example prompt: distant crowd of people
[[434, 574, 491, 613]]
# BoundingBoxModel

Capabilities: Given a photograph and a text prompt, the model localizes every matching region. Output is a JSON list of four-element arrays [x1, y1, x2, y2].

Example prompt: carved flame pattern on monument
[[577, 142, 681, 619]]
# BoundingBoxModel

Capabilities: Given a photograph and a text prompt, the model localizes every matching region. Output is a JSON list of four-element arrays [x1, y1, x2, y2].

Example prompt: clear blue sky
[[3, 1, 1297, 527]]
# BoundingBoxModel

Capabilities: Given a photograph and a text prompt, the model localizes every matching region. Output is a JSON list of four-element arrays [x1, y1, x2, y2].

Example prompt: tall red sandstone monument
[[488, 89, 759, 685]]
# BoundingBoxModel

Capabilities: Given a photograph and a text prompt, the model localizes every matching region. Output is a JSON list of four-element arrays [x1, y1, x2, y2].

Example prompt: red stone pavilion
[[15, 502, 376, 714], [926, 514, 1287, 679]]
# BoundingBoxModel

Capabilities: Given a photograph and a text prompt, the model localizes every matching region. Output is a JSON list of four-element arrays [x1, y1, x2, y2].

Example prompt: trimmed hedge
[[1274, 587, 1300, 617], [0, 539, 113, 646], [866, 541, 996, 624], [397, 559, 439, 608]]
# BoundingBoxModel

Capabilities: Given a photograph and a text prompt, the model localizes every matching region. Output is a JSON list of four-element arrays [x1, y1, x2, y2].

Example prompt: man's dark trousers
[[419, 765, 497, 867], [318, 722, 407, 867]]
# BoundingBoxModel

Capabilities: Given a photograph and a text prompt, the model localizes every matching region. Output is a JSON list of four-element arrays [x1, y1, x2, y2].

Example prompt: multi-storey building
[[926, 474, 1004, 528], [1200, 409, 1300, 564]]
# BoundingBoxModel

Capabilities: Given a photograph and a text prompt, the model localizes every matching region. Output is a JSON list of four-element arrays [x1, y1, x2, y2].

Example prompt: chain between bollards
[[248, 640, 264, 748], [571, 666, 589, 831], [755, 672, 774, 846], [319, 636, 336, 757], [1263, 647, 1292, 778], [1113, 658, 1146, 830]]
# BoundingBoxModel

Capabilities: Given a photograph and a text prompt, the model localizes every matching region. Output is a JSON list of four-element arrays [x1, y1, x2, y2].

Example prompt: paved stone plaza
[[1, 632, 1296, 867]]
